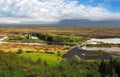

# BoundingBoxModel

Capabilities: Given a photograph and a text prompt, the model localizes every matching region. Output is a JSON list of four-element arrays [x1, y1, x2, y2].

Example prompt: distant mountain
[[58, 19, 120, 27], [0, 19, 120, 27]]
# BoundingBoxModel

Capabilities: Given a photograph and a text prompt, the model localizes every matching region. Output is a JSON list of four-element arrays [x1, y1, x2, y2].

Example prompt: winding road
[[62, 46, 119, 60]]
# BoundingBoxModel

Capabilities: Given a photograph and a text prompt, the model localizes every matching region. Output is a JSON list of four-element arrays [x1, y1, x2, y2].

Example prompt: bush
[[16, 49, 23, 54], [44, 52, 55, 54], [26, 51, 33, 53]]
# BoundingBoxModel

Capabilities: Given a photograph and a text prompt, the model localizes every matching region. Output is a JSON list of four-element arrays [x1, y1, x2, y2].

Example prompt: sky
[[0, 0, 120, 23]]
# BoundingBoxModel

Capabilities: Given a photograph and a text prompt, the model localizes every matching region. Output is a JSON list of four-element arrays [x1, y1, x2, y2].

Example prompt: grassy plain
[[0, 26, 120, 77], [0, 26, 120, 38], [0, 44, 69, 52], [19, 53, 61, 65], [0, 26, 120, 64]]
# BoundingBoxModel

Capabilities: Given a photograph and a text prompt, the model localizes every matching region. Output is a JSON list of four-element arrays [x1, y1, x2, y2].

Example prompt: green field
[[19, 53, 62, 65]]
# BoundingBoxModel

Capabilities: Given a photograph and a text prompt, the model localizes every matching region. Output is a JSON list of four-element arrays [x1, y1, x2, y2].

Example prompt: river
[[0, 36, 46, 45]]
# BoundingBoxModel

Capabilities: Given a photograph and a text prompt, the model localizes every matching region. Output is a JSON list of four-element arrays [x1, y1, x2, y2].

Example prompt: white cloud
[[0, 0, 120, 23]]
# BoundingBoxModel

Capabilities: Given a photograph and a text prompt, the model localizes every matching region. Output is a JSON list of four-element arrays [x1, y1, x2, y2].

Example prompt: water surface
[[82, 46, 120, 52], [87, 38, 120, 44]]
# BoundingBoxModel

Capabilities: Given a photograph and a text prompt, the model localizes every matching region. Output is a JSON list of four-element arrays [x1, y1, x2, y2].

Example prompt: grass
[[19, 52, 62, 65], [1, 27, 120, 38], [85, 50, 102, 57], [4, 35, 45, 43], [0, 44, 69, 52], [4, 39, 45, 43]]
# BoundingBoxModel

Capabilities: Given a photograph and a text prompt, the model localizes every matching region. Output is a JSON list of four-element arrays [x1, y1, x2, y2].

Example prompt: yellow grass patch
[[0, 44, 69, 52]]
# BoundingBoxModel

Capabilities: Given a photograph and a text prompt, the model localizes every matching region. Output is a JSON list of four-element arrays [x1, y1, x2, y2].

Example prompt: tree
[[99, 60, 107, 77], [57, 51, 61, 56], [108, 58, 114, 77], [47, 36, 53, 42], [16, 49, 23, 54], [69, 55, 81, 65], [35, 58, 42, 65], [26, 34, 31, 40], [113, 57, 120, 77]]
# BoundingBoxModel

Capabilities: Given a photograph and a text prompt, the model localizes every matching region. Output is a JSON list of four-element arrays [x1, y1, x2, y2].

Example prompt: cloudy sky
[[0, 0, 120, 23]]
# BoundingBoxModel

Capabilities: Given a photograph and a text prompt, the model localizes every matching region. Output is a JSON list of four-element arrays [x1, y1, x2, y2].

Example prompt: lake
[[84, 38, 120, 51], [82, 46, 120, 52], [87, 38, 120, 44]]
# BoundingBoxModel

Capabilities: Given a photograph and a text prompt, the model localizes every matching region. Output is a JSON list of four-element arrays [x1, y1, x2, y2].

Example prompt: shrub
[[44, 52, 55, 54], [16, 49, 23, 54]]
